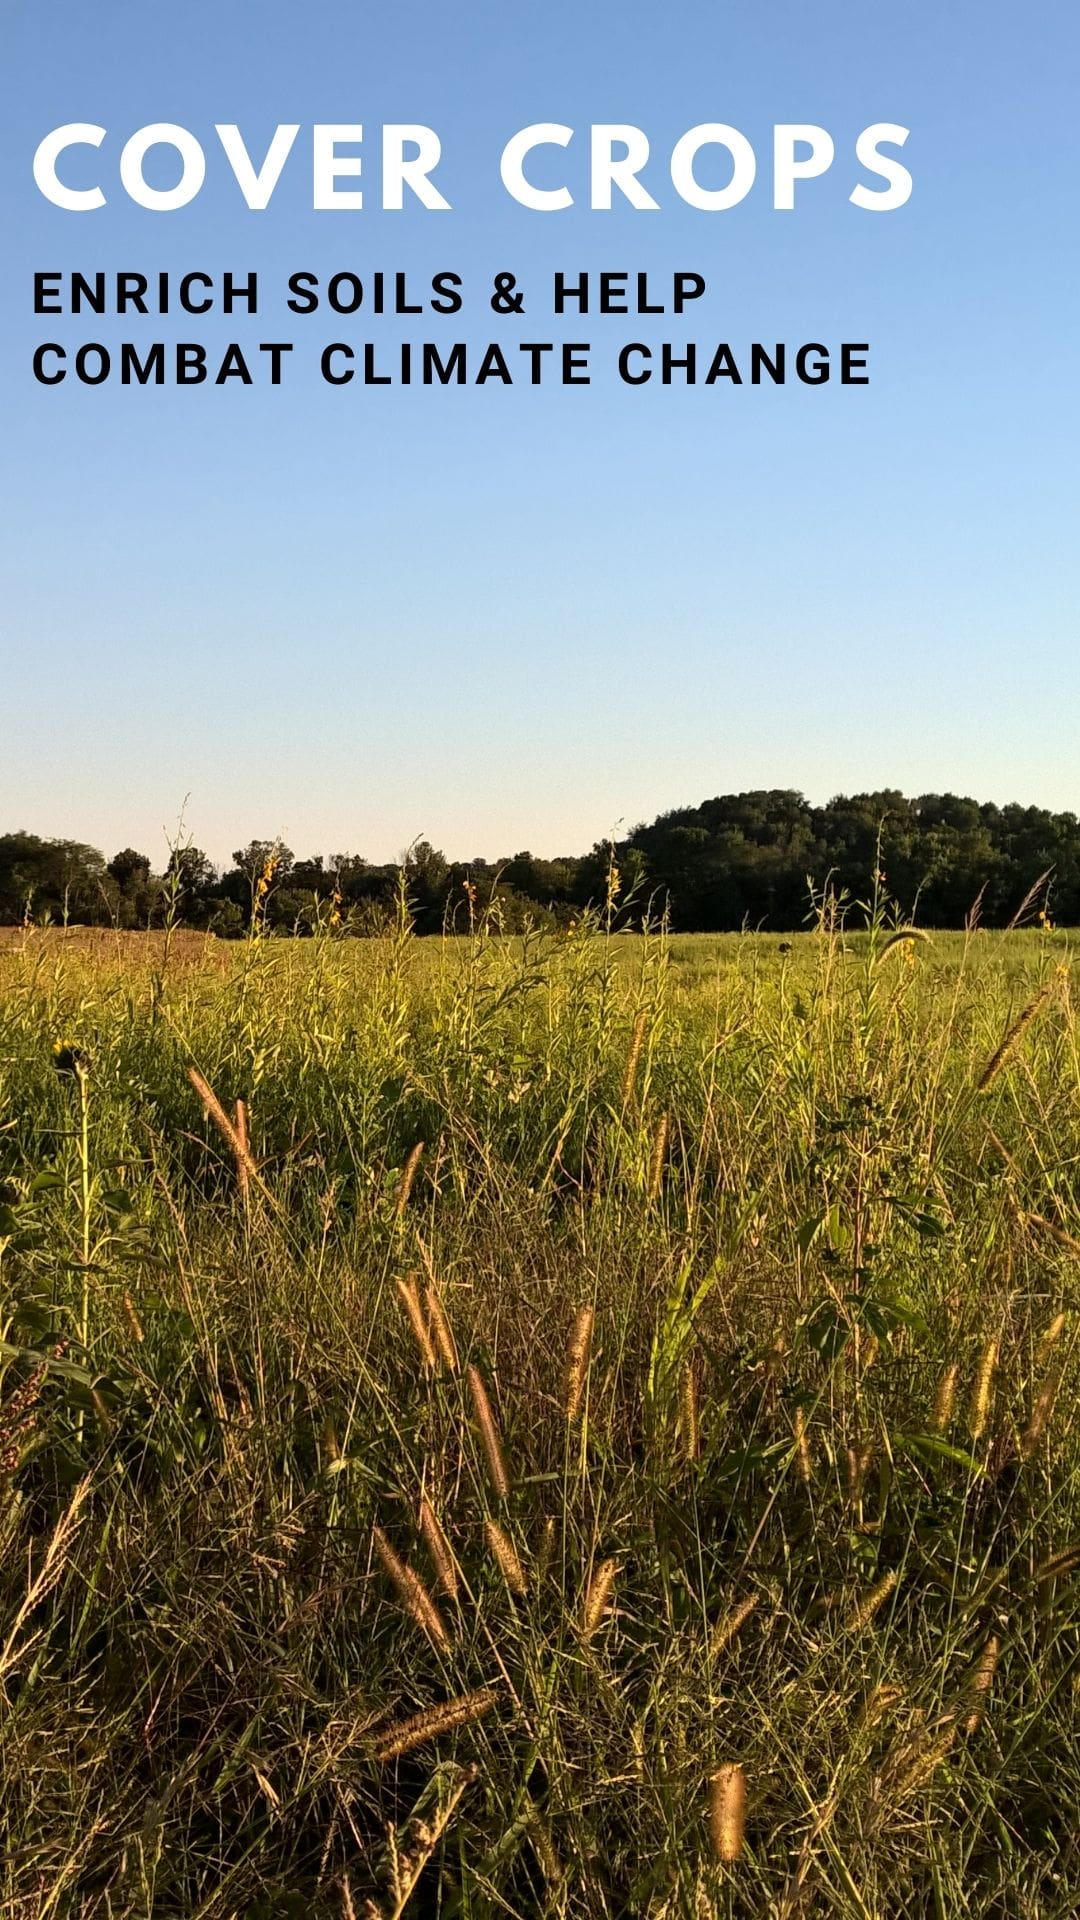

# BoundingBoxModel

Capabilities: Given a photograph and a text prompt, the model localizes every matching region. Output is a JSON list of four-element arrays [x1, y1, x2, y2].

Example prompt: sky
[[1, 0, 1078, 869]]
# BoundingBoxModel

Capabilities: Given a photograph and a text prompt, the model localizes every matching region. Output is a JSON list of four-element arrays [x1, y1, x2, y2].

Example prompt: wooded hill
[[2, 789, 1075, 933]]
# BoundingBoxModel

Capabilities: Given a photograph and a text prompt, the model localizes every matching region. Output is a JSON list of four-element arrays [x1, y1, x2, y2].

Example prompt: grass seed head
[[648, 1110, 670, 1203], [188, 1065, 261, 1189], [527, 1805, 562, 1884], [485, 1518, 527, 1596], [393, 1141, 424, 1222], [709, 1594, 758, 1661], [234, 1097, 250, 1199], [710, 1763, 747, 1863], [1021, 1368, 1063, 1459], [681, 1359, 700, 1463], [1034, 1542, 1080, 1585], [396, 1277, 437, 1372], [581, 1556, 618, 1641], [424, 1285, 459, 1372], [372, 1525, 450, 1653], [564, 1303, 595, 1425], [929, 1363, 959, 1434], [372, 1688, 498, 1763], [961, 1633, 1001, 1735], [846, 1442, 873, 1506], [120, 1291, 145, 1343], [976, 977, 1058, 1092], [1034, 1312, 1068, 1374], [418, 1498, 459, 1599], [845, 1569, 899, 1634], [467, 1365, 510, 1501], [1021, 1212, 1080, 1256], [886, 1723, 957, 1801], [858, 1683, 905, 1730], [968, 1337, 999, 1442], [620, 1009, 648, 1111], [536, 1514, 557, 1582], [0, 1362, 48, 1475]]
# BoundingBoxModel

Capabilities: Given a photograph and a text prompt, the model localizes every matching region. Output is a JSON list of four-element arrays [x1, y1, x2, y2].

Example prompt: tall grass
[[0, 905, 1077, 1916]]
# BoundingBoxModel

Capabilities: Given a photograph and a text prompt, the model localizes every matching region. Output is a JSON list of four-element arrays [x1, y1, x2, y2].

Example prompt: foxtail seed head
[[1034, 1542, 1080, 1584], [887, 1723, 956, 1800], [976, 977, 1059, 1092], [620, 1009, 648, 1111], [467, 1365, 510, 1501], [681, 1360, 700, 1464], [709, 1763, 747, 1863], [527, 1805, 562, 1885], [1035, 1312, 1068, 1374], [536, 1514, 557, 1582], [424, 1286, 459, 1373], [1021, 1213, 1080, 1256], [418, 1498, 459, 1599], [968, 1337, 999, 1442], [372, 1687, 498, 1762], [188, 1065, 261, 1191], [845, 1569, 899, 1634], [234, 1097, 250, 1200], [929, 1363, 959, 1434], [485, 1519, 527, 1596], [961, 1633, 1001, 1735], [393, 1141, 424, 1222], [120, 1291, 145, 1344], [581, 1557, 618, 1641], [395, 1277, 437, 1372], [372, 1525, 450, 1653], [709, 1595, 758, 1661], [1021, 1369, 1062, 1459], [648, 1110, 670, 1204], [564, 1304, 595, 1426], [858, 1683, 904, 1730]]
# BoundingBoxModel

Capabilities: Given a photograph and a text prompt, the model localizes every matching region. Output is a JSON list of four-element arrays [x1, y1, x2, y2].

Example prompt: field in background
[[0, 916, 1078, 1917]]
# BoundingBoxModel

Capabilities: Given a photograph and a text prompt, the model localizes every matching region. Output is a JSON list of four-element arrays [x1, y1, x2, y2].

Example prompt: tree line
[[1, 789, 1076, 935]]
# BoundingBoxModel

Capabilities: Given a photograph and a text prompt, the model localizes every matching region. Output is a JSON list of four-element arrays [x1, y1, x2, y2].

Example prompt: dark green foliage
[[1, 787, 1078, 933]]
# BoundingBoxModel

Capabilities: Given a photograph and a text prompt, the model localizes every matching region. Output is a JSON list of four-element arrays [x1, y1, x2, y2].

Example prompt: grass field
[[0, 908, 1078, 1917]]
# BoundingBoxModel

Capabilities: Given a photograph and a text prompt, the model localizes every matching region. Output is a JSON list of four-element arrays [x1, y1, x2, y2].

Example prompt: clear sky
[[1, 0, 1077, 868]]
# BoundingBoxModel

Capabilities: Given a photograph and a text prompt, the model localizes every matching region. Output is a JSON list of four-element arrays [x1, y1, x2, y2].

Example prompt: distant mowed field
[[0, 919, 1077, 1916]]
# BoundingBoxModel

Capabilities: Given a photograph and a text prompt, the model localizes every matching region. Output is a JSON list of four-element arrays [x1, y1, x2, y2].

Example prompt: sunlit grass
[[0, 907, 1077, 1916]]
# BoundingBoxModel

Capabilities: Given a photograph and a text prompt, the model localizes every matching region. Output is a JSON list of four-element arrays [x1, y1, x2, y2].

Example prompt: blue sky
[[1, 0, 1077, 866]]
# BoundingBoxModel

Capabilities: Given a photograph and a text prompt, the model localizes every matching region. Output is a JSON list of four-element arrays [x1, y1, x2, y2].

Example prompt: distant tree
[[502, 850, 579, 910], [207, 898, 244, 938], [107, 848, 151, 891], [0, 834, 108, 925], [290, 855, 328, 893], [232, 840, 295, 885], [913, 796, 1000, 924], [403, 841, 450, 933], [2, 789, 1075, 935], [0, 832, 55, 923], [162, 845, 216, 924], [106, 848, 154, 928]]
